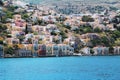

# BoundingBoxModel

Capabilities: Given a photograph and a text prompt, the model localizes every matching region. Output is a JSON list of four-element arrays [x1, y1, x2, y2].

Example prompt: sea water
[[0, 56, 120, 80]]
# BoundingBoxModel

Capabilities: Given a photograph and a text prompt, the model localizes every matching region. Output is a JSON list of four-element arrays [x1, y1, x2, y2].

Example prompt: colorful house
[[18, 44, 33, 57], [33, 43, 39, 57], [38, 44, 46, 56]]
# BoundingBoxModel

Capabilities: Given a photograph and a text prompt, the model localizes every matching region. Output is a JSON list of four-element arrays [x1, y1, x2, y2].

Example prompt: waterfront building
[[102, 47, 109, 55], [38, 44, 46, 56], [93, 46, 109, 55], [69, 46, 74, 55], [46, 44, 53, 56], [33, 40, 39, 57], [58, 44, 67, 56], [81, 47, 90, 55], [18, 44, 33, 57], [18, 49, 32, 57], [55, 44, 74, 56], [65, 45, 74, 55], [53, 45, 59, 56], [93, 47, 102, 55], [113, 47, 120, 55], [46, 44, 74, 56]]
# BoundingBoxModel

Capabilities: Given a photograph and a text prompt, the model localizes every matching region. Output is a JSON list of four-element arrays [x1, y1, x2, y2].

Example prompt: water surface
[[0, 56, 120, 80]]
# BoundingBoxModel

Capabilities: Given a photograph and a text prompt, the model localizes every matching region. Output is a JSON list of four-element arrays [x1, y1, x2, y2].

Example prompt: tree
[[5, 47, 14, 55], [73, 28, 80, 34], [0, 40, 3, 44], [91, 38, 101, 47], [65, 29, 68, 33], [33, 32, 38, 35], [112, 15, 120, 24], [13, 44, 19, 50], [22, 13, 29, 20], [111, 30, 120, 40], [109, 46, 114, 54], [25, 24, 28, 34], [51, 31, 57, 36], [83, 27, 93, 33], [115, 38, 120, 46], [28, 38, 32, 44], [90, 48, 94, 55], [64, 25, 71, 30], [38, 19, 43, 25], [94, 27, 102, 33], [82, 16, 94, 22], [74, 37, 84, 53], [76, 25, 93, 34], [0, 12, 6, 22], [0, 24, 7, 32], [0, 0, 3, 6], [59, 31, 67, 41], [53, 38, 59, 44], [101, 36, 110, 46], [17, 35, 25, 44], [4, 11, 14, 19], [0, 24, 7, 39]]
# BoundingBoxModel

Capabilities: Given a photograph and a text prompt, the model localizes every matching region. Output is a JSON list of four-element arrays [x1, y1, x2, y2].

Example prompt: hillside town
[[1, 0, 120, 58]]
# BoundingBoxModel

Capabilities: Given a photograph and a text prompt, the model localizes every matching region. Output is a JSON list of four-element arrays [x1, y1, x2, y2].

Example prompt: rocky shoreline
[[1, 53, 120, 58]]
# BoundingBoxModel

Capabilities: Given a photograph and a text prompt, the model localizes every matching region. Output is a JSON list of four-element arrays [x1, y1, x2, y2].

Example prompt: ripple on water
[[0, 56, 120, 80]]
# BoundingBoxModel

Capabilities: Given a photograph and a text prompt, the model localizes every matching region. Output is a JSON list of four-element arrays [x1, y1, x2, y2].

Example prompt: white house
[[18, 49, 32, 57], [81, 47, 90, 55], [93, 46, 109, 55], [113, 47, 120, 55]]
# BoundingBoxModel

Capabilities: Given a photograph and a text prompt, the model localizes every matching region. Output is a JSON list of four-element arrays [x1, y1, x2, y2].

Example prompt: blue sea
[[0, 56, 120, 80]]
